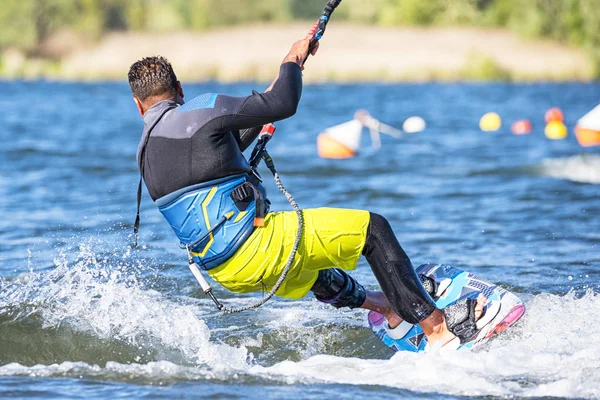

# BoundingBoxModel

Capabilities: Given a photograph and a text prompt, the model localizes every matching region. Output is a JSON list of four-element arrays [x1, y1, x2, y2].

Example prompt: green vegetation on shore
[[1, 0, 599, 80]]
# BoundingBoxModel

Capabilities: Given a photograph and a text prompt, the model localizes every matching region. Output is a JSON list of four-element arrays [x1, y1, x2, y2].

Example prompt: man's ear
[[176, 81, 184, 99], [133, 96, 144, 117]]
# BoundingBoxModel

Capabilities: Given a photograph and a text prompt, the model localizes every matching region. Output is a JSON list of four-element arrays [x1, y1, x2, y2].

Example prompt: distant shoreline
[[0, 23, 595, 83]]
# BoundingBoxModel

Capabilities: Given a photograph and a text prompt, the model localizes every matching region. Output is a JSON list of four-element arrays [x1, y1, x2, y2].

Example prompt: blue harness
[[155, 173, 266, 270]]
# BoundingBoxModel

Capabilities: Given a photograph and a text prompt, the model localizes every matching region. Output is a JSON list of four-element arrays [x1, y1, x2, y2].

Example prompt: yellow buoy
[[544, 121, 568, 140], [480, 112, 502, 132]]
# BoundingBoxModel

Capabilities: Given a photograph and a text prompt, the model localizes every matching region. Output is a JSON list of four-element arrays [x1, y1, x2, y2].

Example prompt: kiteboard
[[368, 263, 525, 352]]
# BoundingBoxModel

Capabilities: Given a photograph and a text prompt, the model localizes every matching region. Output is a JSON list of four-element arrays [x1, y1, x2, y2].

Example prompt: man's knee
[[362, 212, 395, 258], [310, 268, 366, 309], [368, 212, 392, 236]]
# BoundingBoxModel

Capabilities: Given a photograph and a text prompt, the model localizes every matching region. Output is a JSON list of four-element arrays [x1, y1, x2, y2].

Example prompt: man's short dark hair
[[128, 56, 178, 102]]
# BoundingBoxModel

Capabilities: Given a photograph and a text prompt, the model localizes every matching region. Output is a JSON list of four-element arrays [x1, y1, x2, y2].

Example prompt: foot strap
[[419, 274, 451, 300], [386, 276, 453, 340], [443, 297, 500, 344]]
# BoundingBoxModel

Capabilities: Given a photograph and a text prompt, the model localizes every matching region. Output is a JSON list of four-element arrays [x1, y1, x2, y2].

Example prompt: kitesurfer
[[128, 31, 489, 349]]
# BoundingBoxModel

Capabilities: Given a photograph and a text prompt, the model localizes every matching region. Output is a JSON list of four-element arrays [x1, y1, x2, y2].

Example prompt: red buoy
[[511, 119, 532, 135], [545, 107, 564, 124]]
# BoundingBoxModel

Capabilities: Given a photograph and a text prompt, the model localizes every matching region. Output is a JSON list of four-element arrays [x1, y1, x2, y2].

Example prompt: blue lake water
[[0, 80, 599, 399]]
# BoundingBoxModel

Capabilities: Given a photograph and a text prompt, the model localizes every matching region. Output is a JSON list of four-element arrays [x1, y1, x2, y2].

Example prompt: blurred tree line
[[1, 0, 599, 71]]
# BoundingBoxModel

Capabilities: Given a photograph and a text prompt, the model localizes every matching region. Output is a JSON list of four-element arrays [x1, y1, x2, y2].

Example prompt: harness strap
[[186, 211, 235, 252], [133, 106, 174, 247], [231, 181, 266, 226]]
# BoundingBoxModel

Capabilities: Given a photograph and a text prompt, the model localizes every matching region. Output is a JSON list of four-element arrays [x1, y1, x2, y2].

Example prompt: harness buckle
[[250, 168, 262, 183], [230, 180, 267, 226], [230, 183, 254, 211]]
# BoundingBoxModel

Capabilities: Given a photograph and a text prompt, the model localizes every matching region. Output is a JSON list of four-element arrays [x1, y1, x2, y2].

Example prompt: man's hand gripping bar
[[303, 0, 343, 66]]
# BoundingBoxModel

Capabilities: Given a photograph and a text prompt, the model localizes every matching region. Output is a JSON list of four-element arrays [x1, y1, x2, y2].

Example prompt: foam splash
[[2, 243, 600, 398], [541, 154, 600, 184], [3, 289, 599, 399], [254, 291, 600, 399], [0, 360, 218, 383], [1, 285, 600, 398], [0, 242, 248, 371]]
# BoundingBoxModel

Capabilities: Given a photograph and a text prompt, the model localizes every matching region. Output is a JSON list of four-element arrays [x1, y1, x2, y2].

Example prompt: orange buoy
[[575, 127, 600, 146], [317, 119, 362, 159], [544, 121, 568, 140], [544, 107, 564, 124], [317, 111, 403, 158], [511, 119, 532, 135], [575, 104, 600, 147], [317, 133, 357, 159]]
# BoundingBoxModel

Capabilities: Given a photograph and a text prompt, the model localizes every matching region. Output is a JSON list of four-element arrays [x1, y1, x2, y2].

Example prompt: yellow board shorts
[[208, 208, 370, 300]]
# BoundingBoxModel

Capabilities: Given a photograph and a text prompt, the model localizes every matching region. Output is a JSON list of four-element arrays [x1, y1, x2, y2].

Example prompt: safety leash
[[133, 105, 176, 248]]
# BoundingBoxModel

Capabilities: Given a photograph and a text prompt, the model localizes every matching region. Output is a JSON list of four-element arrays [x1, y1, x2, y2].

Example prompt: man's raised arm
[[230, 34, 320, 151]]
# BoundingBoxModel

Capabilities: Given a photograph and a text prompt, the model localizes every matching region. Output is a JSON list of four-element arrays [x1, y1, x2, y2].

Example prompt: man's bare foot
[[360, 290, 404, 328], [420, 293, 487, 348], [385, 310, 403, 329]]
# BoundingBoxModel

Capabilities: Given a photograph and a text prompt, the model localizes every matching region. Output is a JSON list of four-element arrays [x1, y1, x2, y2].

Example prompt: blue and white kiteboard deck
[[368, 263, 525, 352]]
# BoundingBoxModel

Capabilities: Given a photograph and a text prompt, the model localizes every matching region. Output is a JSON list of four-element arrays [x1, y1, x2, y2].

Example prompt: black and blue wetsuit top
[[136, 62, 302, 201]]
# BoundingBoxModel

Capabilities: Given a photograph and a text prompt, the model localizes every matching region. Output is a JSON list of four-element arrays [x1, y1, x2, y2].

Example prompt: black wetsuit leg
[[362, 212, 437, 324]]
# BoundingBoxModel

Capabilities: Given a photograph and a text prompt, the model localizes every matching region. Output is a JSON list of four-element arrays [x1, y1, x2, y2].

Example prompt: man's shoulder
[[177, 92, 247, 116], [177, 93, 219, 113]]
